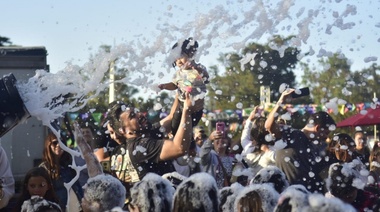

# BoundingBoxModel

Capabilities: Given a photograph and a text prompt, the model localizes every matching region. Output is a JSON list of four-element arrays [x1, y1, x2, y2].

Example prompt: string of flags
[[206, 102, 379, 120], [67, 102, 378, 124]]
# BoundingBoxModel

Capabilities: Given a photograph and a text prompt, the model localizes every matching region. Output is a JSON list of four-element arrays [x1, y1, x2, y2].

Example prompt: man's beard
[[137, 121, 152, 136]]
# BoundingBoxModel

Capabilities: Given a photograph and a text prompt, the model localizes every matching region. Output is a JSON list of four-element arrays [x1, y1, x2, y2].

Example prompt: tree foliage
[[0, 36, 12, 46], [300, 52, 380, 132], [301, 53, 352, 104], [207, 35, 300, 110]]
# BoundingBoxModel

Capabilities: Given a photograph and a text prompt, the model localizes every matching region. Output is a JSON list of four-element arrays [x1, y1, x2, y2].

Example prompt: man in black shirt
[[116, 92, 194, 180], [265, 88, 336, 193]]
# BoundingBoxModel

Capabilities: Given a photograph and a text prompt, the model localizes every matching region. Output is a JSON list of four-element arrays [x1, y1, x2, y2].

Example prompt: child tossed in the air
[[158, 37, 209, 136]]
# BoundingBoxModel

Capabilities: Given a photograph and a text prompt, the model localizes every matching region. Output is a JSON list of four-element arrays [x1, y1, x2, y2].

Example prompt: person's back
[[275, 129, 320, 190], [266, 88, 336, 193]]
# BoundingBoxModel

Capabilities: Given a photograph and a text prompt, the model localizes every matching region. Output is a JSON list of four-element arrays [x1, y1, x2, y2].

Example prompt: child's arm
[[158, 82, 177, 91]]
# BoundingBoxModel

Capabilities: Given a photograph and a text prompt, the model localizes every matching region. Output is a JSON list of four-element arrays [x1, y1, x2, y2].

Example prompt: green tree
[[207, 35, 299, 111], [358, 63, 380, 99], [299, 53, 379, 127], [300, 53, 352, 105], [0, 36, 12, 46]]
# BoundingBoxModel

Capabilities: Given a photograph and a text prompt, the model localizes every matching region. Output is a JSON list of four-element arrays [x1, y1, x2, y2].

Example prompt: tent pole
[[375, 92, 377, 141], [375, 125, 377, 141]]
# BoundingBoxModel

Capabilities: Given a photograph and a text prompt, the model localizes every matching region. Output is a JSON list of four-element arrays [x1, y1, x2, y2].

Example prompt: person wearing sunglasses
[[39, 133, 84, 211]]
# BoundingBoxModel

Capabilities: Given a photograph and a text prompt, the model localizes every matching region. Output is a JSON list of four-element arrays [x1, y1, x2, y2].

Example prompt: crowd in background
[[0, 87, 379, 211], [0, 37, 380, 212]]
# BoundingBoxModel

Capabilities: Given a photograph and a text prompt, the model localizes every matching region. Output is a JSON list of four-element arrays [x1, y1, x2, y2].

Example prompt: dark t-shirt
[[275, 128, 330, 193], [92, 131, 118, 153], [126, 137, 175, 180]]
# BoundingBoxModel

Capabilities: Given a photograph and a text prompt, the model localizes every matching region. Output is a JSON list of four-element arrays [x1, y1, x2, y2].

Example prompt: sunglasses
[[50, 141, 59, 146]]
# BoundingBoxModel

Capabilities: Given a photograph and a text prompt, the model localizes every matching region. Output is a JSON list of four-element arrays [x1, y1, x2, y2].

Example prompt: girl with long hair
[[39, 132, 83, 211], [13, 166, 60, 212]]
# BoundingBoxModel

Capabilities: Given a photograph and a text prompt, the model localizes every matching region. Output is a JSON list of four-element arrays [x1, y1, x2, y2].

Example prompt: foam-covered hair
[[275, 184, 311, 212], [172, 37, 198, 58], [326, 161, 368, 196], [234, 183, 279, 212], [250, 165, 289, 193], [300, 193, 356, 212], [21, 196, 62, 212], [130, 173, 175, 212], [162, 171, 187, 189], [84, 174, 126, 211], [166, 37, 199, 67], [219, 182, 244, 212], [172, 173, 218, 212]]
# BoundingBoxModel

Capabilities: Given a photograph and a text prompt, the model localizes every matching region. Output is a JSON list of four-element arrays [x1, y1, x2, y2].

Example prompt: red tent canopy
[[337, 105, 380, 127]]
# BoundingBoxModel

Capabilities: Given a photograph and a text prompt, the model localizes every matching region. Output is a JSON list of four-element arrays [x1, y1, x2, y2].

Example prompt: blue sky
[[2, 0, 380, 97]]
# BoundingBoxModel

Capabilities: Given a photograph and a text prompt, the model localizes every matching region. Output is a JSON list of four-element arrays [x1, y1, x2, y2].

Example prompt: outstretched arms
[[74, 123, 103, 178], [264, 89, 294, 138], [159, 92, 194, 160]]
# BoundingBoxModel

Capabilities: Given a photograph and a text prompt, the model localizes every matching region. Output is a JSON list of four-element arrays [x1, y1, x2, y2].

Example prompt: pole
[[375, 92, 377, 141], [109, 60, 115, 103]]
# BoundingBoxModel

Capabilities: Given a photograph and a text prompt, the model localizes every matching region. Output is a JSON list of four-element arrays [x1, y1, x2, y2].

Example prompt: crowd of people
[[0, 37, 380, 212]]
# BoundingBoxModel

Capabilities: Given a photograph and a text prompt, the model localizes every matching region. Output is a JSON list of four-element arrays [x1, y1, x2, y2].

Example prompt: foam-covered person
[[219, 183, 244, 212], [265, 88, 336, 193], [21, 196, 62, 212], [325, 162, 377, 211], [74, 122, 127, 212], [13, 167, 60, 212], [116, 91, 195, 181], [234, 183, 279, 212], [128, 173, 175, 212], [250, 165, 289, 194], [172, 173, 218, 212], [158, 37, 209, 136]]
